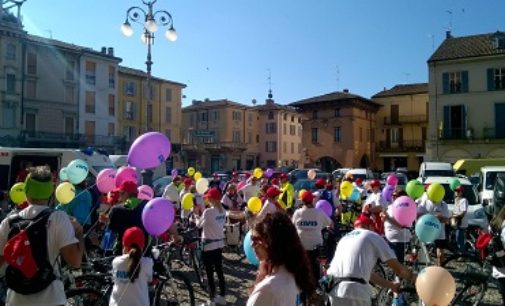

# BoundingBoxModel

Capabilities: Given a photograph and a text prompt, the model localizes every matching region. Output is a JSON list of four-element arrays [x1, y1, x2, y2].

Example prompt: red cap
[[115, 181, 138, 196], [205, 188, 222, 200], [232, 171, 238, 177], [315, 178, 326, 187], [271, 178, 279, 185], [370, 179, 381, 188], [184, 178, 193, 186], [355, 178, 363, 185], [266, 186, 281, 198], [279, 173, 288, 180], [354, 214, 374, 228], [454, 185, 464, 192], [301, 191, 314, 203], [123, 226, 145, 250]]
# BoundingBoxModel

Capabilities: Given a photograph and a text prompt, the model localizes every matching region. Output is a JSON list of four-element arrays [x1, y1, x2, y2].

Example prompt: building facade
[[181, 99, 260, 173], [289, 90, 381, 172], [427, 31, 505, 162], [372, 83, 428, 172]]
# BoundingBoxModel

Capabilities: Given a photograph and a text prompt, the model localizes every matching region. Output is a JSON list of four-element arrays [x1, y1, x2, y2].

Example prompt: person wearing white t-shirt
[[326, 214, 416, 306], [239, 177, 260, 205], [417, 197, 450, 266], [452, 186, 469, 256], [109, 227, 153, 306], [247, 212, 315, 306], [197, 188, 227, 306], [162, 175, 182, 209], [292, 191, 333, 281], [363, 179, 387, 235]]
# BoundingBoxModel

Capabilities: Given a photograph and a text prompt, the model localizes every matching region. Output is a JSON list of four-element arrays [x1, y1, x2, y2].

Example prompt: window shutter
[[443, 106, 451, 138], [399, 128, 404, 146], [461, 104, 467, 130], [461, 71, 469, 93], [386, 128, 390, 145], [442, 73, 449, 94], [487, 68, 495, 91]]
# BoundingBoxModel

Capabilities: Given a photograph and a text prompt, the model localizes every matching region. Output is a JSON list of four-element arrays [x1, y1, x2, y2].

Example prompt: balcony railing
[[18, 131, 127, 151], [439, 127, 505, 141], [383, 115, 427, 125], [377, 140, 425, 152]]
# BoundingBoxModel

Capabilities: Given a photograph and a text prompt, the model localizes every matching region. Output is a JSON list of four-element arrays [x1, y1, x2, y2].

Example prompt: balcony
[[18, 131, 127, 152], [383, 115, 427, 125], [438, 127, 505, 144], [377, 140, 425, 152]]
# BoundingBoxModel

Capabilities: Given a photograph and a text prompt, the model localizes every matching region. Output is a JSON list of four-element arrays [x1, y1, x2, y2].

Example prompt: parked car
[[288, 168, 322, 183], [477, 166, 505, 206], [418, 162, 455, 179], [153, 175, 173, 197], [380, 172, 408, 189]]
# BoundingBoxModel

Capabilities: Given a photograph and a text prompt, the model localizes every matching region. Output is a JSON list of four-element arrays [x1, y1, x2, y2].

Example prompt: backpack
[[3, 208, 56, 294], [476, 228, 505, 268]]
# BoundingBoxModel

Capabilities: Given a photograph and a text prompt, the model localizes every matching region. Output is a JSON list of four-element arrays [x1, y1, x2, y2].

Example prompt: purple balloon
[[171, 169, 178, 178], [128, 132, 171, 170], [382, 185, 394, 202], [316, 200, 333, 218], [142, 198, 175, 236], [265, 168, 274, 178]]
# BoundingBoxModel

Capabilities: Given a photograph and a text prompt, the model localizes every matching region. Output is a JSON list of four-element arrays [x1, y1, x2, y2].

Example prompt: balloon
[[406, 180, 424, 199], [449, 179, 461, 191], [253, 167, 263, 179], [194, 171, 202, 181], [243, 231, 259, 266], [307, 169, 317, 180], [187, 167, 195, 177], [316, 200, 332, 218], [171, 169, 178, 178], [392, 196, 417, 227], [265, 168, 274, 178], [427, 183, 445, 203], [196, 178, 209, 194], [96, 168, 116, 193], [137, 185, 154, 200], [66, 159, 89, 185], [382, 185, 394, 202], [386, 174, 398, 186], [115, 166, 138, 187], [415, 214, 442, 243], [340, 181, 353, 198], [350, 189, 361, 202], [298, 189, 308, 200], [142, 198, 175, 236], [55, 182, 75, 204], [59, 167, 68, 181], [181, 193, 194, 211], [127, 132, 171, 170], [416, 266, 456, 306], [247, 197, 262, 214], [9, 182, 26, 204]]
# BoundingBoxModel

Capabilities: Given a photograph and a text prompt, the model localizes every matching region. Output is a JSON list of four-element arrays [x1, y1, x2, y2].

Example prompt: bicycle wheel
[[451, 282, 487, 306], [154, 271, 195, 306], [442, 255, 482, 281], [192, 248, 207, 290], [66, 287, 106, 306]]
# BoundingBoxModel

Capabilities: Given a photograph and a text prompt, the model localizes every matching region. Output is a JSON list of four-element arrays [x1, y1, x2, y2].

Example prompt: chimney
[[343, 88, 349, 93], [107, 47, 114, 56], [445, 30, 452, 39], [101, 47, 106, 54]]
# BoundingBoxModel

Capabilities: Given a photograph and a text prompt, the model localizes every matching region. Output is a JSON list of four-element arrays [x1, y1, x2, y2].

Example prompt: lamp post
[[120, 0, 177, 186]]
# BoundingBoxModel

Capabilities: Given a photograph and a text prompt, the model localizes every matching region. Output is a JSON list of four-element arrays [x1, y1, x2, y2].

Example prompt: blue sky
[[15, 0, 505, 106]]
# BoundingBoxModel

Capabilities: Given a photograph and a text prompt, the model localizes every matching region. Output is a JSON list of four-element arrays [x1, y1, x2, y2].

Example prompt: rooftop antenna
[[45, 29, 53, 39], [446, 10, 453, 32], [267, 68, 273, 100]]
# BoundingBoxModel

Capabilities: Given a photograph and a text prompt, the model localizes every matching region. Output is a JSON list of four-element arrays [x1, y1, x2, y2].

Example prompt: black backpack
[[4, 209, 56, 294]]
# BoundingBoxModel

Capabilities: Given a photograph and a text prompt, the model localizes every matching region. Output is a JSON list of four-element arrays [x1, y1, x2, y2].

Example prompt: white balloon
[[196, 178, 209, 194]]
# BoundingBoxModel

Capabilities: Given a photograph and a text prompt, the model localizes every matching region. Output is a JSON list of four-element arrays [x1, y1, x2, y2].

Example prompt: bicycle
[[450, 264, 489, 306]]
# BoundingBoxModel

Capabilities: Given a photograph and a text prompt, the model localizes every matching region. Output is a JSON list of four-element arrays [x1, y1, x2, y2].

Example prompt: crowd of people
[[0, 166, 505, 306]]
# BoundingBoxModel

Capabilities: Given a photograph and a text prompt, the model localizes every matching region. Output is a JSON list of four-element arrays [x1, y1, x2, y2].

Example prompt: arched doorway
[[317, 156, 341, 172], [360, 154, 370, 168]]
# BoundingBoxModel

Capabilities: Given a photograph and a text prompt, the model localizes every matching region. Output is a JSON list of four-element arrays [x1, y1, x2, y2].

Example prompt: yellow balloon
[[416, 266, 456, 306], [182, 193, 194, 211], [253, 167, 263, 179], [9, 182, 27, 204], [298, 189, 307, 200], [194, 171, 202, 181], [55, 182, 75, 204], [187, 167, 195, 177], [247, 196, 262, 214], [340, 181, 353, 197], [427, 183, 445, 203]]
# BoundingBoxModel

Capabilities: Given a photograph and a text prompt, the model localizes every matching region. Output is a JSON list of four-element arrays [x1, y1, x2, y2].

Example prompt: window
[[443, 71, 468, 93], [248, 132, 252, 143], [108, 123, 115, 136], [334, 127, 341, 142], [248, 113, 252, 125], [165, 129, 171, 139], [2, 106, 14, 128], [232, 111, 242, 121], [108, 66, 115, 88], [298, 126, 302, 136], [442, 105, 466, 139], [493, 68, 505, 90], [147, 105, 153, 122], [391, 128, 400, 144], [265, 141, 277, 152], [85, 61, 96, 85], [268, 111, 274, 120], [291, 115, 294, 122], [85, 120, 95, 143], [124, 126, 137, 141], [233, 130, 241, 142], [26, 80, 36, 98], [25, 113, 36, 132], [190, 114, 194, 126], [256, 134, 259, 143], [64, 117, 74, 135], [200, 112, 208, 121], [165, 88, 172, 102], [108, 94, 115, 116], [283, 124, 287, 135], [27, 52, 37, 75], [312, 110, 319, 119], [65, 60, 74, 80], [283, 142, 287, 153], [265, 122, 277, 134], [213, 111, 219, 121], [289, 125, 296, 135], [6, 43, 15, 60], [6, 74, 15, 93], [283, 113, 287, 120], [85, 91, 95, 113], [311, 128, 318, 143], [291, 142, 294, 154], [165, 107, 172, 123], [125, 101, 134, 120], [64, 86, 74, 104], [335, 108, 341, 117], [124, 81, 136, 96]]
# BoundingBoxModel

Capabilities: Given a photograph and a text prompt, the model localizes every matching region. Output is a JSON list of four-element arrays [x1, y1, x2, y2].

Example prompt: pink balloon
[[137, 185, 154, 200], [392, 196, 417, 227], [96, 168, 116, 193], [142, 198, 175, 236], [128, 132, 171, 170], [316, 200, 333, 218], [115, 166, 138, 187], [386, 174, 398, 186]]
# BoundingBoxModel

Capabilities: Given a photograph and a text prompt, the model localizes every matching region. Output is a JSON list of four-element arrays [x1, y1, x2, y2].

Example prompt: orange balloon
[[416, 266, 456, 306]]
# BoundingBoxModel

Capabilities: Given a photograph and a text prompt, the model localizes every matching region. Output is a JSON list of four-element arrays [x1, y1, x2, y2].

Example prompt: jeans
[[202, 248, 226, 298], [388, 242, 407, 264], [456, 227, 466, 254]]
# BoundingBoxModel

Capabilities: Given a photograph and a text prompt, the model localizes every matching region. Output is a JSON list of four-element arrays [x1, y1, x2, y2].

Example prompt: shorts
[[434, 239, 447, 249]]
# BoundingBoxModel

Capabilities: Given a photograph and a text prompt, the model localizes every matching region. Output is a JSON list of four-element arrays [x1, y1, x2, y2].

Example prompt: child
[[109, 226, 153, 306], [197, 188, 227, 306]]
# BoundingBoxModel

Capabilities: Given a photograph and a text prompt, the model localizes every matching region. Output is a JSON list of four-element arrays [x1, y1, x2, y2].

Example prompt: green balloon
[[406, 180, 424, 199], [449, 179, 461, 191]]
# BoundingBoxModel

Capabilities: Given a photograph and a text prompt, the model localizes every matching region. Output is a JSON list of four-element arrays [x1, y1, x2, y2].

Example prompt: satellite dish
[[252, 99, 257, 105]]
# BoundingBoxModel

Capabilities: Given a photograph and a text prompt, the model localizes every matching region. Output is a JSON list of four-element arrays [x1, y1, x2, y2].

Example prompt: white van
[[418, 162, 455, 180], [478, 166, 505, 206], [109, 155, 167, 182]]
